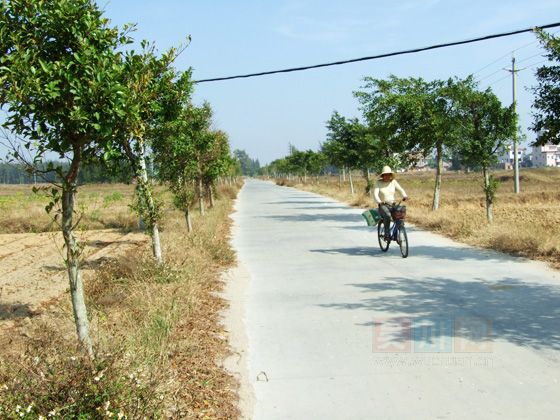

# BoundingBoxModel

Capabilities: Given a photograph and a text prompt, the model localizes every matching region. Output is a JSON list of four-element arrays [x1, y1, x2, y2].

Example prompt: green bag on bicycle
[[362, 208, 382, 226]]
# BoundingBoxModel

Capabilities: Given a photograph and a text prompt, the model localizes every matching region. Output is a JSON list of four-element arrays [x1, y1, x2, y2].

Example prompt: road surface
[[230, 179, 560, 420]]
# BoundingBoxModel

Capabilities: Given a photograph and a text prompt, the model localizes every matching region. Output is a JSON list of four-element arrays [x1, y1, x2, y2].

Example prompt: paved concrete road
[[231, 179, 560, 420]]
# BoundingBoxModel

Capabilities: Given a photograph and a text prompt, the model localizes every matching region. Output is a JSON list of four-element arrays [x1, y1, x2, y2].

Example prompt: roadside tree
[[117, 44, 192, 263], [356, 76, 464, 210], [323, 112, 364, 194], [532, 31, 560, 145], [455, 85, 516, 222], [0, 0, 134, 356], [202, 129, 233, 208]]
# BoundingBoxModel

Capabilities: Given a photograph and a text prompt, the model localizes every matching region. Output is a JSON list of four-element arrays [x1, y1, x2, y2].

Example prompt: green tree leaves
[[153, 101, 236, 226], [532, 30, 560, 145], [0, 0, 137, 356], [0, 0, 231, 352], [233, 149, 260, 176]]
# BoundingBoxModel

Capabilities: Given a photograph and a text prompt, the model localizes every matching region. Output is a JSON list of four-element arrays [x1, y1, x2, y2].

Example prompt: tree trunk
[[198, 178, 205, 216], [432, 145, 443, 210], [208, 183, 215, 208], [136, 142, 162, 264], [62, 183, 93, 357], [150, 222, 162, 262], [185, 208, 193, 232], [364, 168, 371, 196], [349, 170, 355, 195], [483, 166, 493, 223], [342, 167, 347, 182]]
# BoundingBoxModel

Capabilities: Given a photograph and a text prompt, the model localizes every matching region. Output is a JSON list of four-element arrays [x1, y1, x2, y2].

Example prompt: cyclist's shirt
[[374, 179, 407, 204]]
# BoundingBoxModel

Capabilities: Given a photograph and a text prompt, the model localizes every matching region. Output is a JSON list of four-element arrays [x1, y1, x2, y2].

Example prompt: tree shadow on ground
[[85, 239, 143, 248], [42, 256, 116, 272], [311, 244, 505, 262], [319, 276, 560, 352], [294, 205, 350, 210], [0, 303, 36, 320], [265, 200, 336, 205], [262, 213, 361, 224]]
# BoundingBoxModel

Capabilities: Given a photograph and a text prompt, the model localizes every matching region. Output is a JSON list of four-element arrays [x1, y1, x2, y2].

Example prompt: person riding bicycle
[[374, 166, 408, 240]]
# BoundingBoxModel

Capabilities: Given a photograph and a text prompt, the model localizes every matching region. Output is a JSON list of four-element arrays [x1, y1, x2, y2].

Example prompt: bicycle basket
[[391, 205, 407, 220]]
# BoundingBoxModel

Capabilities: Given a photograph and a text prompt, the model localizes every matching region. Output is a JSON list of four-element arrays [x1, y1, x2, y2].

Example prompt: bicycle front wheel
[[398, 224, 409, 258], [378, 221, 390, 252]]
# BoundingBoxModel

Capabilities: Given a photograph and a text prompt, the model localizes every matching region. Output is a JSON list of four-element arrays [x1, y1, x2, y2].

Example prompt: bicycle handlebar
[[380, 199, 408, 206]]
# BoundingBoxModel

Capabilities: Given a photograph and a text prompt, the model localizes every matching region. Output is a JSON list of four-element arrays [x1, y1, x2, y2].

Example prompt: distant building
[[409, 155, 431, 171], [406, 151, 441, 172], [532, 143, 560, 167], [498, 145, 526, 169]]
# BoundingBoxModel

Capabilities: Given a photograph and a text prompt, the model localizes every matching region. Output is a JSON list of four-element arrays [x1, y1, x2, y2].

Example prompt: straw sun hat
[[379, 165, 396, 180]]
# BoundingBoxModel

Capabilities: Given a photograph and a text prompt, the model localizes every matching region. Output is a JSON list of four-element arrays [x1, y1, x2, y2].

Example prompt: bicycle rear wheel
[[398, 224, 409, 258], [377, 221, 390, 252]]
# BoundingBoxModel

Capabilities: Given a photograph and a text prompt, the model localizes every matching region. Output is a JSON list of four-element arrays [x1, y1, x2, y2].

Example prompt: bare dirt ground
[[0, 229, 147, 328]]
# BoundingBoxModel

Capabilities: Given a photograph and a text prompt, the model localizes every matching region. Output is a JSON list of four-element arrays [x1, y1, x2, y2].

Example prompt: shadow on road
[[319, 276, 560, 351], [311, 244, 505, 262], [295, 206, 350, 210], [262, 213, 361, 223], [264, 200, 337, 205]]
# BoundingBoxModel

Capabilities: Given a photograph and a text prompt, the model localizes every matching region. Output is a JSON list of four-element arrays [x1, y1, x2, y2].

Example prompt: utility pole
[[505, 55, 520, 193]]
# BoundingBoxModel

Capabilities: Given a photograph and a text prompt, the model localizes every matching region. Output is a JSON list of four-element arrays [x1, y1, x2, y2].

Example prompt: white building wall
[[532, 144, 560, 167], [499, 145, 525, 165]]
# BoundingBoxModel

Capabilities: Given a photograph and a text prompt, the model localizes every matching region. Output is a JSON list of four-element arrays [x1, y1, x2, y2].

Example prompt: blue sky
[[104, 0, 560, 164]]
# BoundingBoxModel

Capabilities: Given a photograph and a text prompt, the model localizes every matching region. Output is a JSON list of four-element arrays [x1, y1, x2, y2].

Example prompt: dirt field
[[0, 229, 147, 328], [0, 183, 241, 418]]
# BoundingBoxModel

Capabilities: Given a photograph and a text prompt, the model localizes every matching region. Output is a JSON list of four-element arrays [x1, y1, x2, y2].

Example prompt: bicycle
[[377, 201, 409, 258]]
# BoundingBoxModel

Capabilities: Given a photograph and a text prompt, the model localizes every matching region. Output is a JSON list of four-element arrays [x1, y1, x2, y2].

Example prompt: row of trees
[[155, 102, 237, 231], [0, 160, 136, 184], [234, 149, 261, 176], [266, 30, 560, 223], [266, 76, 516, 222], [0, 0, 237, 356], [265, 146, 328, 182], [353, 75, 515, 221]]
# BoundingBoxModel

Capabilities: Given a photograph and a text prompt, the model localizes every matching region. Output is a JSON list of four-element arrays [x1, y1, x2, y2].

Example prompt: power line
[[472, 28, 560, 82], [483, 58, 548, 88], [477, 67, 507, 83], [471, 38, 540, 76], [516, 52, 544, 64], [193, 21, 560, 83], [522, 58, 549, 70], [484, 73, 510, 87], [472, 51, 516, 77]]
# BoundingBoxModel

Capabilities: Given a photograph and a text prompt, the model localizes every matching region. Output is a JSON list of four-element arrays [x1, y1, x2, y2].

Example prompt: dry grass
[[0, 183, 242, 419], [277, 168, 560, 268], [0, 183, 144, 233]]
